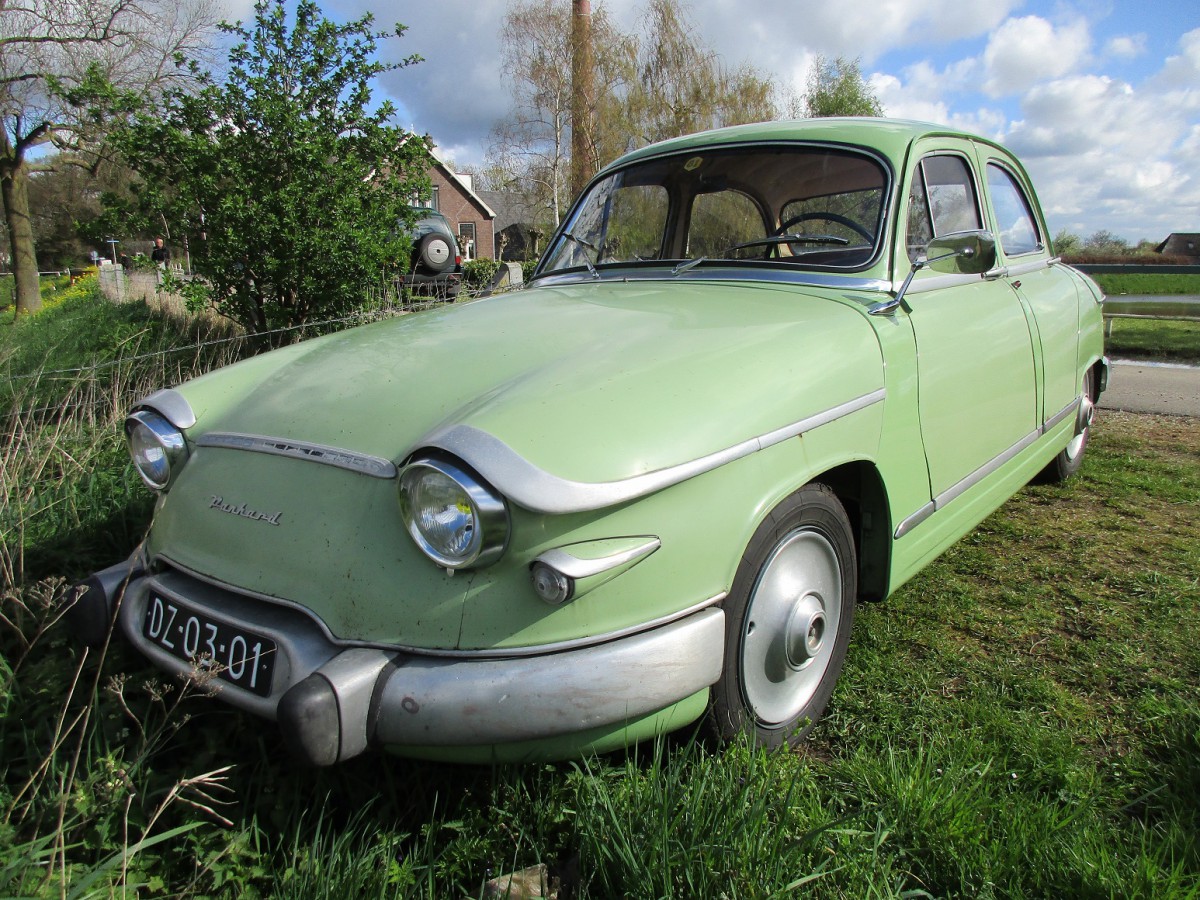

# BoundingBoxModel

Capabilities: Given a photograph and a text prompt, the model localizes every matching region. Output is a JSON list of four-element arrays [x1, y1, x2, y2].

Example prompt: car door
[[900, 146, 1039, 501], [980, 156, 1080, 428]]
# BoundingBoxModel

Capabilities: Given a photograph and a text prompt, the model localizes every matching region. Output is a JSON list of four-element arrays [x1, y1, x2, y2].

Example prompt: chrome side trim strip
[[894, 501, 935, 540], [423, 388, 887, 514], [895, 272, 985, 296], [137, 388, 197, 429], [894, 427, 1042, 540], [156, 554, 726, 659], [937, 429, 1040, 510], [1043, 396, 1080, 432], [895, 393, 1085, 540], [197, 432, 398, 479], [536, 537, 661, 579], [1004, 257, 1053, 278]]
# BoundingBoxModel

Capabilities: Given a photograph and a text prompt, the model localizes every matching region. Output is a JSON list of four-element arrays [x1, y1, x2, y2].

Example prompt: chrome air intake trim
[[197, 432, 397, 479]]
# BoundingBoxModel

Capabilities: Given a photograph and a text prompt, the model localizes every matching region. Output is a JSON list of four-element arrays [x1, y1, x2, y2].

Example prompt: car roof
[[605, 117, 1007, 173]]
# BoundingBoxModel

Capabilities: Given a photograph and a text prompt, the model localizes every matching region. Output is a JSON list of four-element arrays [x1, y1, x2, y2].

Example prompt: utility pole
[[570, 0, 594, 200]]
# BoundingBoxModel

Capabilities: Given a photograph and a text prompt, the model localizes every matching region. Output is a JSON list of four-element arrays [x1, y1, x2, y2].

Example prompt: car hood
[[175, 279, 885, 509]]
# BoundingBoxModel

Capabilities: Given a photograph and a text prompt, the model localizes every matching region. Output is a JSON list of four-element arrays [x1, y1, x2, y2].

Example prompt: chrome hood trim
[[197, 432, 398, 479], [421, 389, 886, 514]]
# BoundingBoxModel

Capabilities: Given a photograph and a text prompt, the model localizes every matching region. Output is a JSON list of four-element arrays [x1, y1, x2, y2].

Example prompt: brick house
[[423, 153, 497, 261]]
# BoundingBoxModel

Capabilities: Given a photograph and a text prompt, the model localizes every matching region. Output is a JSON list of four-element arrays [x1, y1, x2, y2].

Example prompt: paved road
[[1098, 359, 1200, 417]]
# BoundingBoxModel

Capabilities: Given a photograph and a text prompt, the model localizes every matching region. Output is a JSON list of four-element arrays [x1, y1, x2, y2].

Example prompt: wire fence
[[3, 266, 522, 410]]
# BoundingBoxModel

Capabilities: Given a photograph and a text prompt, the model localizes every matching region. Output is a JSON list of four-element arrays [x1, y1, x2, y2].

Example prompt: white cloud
[[982, 16, 1091, 96], [1003, 61, 1200, 240], [1104, 34, 1145, 61], [1154, 27, 1200, 89], [750, 0, 1021, 61]]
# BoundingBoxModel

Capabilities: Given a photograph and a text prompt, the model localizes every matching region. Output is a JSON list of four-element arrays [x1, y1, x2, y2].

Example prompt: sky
[[220, 0, 1200, 243]]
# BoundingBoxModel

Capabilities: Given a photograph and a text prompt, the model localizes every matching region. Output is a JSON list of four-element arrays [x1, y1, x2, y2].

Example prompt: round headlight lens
[[399, 459, 508, 570], [125, 410, 188, 491]]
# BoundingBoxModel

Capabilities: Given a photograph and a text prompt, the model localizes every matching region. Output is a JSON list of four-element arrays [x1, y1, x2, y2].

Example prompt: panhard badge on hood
[[209, 495, 283, 526]]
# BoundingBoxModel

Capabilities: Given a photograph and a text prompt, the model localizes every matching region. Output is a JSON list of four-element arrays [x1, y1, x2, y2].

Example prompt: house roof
[[429, 148, 496, 219], [477, 190, 544, 231], [1154, 233, 1200, 256]]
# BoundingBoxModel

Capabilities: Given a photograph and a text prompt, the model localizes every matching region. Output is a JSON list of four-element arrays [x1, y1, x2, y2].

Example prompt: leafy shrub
[[462, 258, 502, 290]]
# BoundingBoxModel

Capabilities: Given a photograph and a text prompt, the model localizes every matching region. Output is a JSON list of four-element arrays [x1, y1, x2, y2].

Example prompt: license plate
[[142, 593, 276, 697]]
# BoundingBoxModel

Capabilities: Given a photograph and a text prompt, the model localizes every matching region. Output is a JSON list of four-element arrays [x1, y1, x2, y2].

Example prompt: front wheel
[[708, 483, 856, 748]]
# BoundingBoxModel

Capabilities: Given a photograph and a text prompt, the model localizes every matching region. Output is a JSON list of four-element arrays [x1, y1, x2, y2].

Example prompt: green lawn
[[1091, 272, 1200, 296], [2, 289, 1198, 897], [1106, 318, 1200, 364]]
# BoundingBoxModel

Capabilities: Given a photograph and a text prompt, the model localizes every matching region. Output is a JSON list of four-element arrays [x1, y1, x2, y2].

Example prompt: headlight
[[125, 410, 188, 491], [399, 458, 509, 570]]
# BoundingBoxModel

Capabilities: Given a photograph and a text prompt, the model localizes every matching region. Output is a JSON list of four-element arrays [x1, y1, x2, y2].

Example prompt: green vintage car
[[71, 119, 1107, 765]]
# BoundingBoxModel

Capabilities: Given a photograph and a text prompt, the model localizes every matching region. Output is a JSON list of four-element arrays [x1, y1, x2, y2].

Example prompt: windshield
[[541, 145, 889, 277]]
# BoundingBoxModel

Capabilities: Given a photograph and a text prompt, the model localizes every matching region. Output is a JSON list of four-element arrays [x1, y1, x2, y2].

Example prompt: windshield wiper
[[722, 233, 850, 256], [561, 232, 600, 279], [672, 257, 708, 276]]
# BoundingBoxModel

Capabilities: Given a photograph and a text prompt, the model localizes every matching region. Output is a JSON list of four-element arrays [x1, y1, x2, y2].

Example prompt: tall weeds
[[0, 280, 249, 896]]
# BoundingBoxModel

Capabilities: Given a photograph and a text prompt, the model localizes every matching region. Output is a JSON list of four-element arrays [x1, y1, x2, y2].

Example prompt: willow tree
[[488, 0, 774, 235], [802, 55, 883, 118], [611, 0, 775, 155]]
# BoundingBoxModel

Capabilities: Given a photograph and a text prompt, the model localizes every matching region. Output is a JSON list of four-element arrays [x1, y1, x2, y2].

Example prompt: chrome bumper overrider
[[70, 556, 725, 765]]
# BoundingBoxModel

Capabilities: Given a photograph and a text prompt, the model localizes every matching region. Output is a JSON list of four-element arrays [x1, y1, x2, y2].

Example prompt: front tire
[[709, 483, 856, 748]]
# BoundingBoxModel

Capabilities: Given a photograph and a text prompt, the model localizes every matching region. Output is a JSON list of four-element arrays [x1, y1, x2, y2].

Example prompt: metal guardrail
[[1073, 263, 1200, 275], [1103, 312, 1200, 338]]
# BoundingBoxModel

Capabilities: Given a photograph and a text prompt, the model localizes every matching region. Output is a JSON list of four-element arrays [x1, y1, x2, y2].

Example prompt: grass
[[2, 285, 1199, 896], [1091, 272, 1200, 296], [1106, 318, 1200, 364]]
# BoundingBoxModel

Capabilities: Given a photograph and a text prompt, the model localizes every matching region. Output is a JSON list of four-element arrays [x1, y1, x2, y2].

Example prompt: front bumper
[[70, 556, 725, 765]]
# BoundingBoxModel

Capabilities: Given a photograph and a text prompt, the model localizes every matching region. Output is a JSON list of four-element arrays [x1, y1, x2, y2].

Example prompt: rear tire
[[708, 483, 856, 748], [1039, 367, 1094, 483]]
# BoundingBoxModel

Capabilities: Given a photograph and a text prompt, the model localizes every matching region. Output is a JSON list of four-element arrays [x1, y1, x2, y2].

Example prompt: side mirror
[[925, 231, 997, 275], [870, 230, 998, 317]]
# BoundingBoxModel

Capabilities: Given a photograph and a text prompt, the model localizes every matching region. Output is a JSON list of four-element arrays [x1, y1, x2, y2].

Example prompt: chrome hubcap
[[741, 529, 841, 726], [1066, 389, 1094, 461], [784, 595, 826, 669]]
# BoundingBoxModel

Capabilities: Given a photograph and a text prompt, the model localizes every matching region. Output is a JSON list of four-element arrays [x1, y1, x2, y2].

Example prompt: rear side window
[[906, 155, 982, 262], [987, 164, 1042, 256]]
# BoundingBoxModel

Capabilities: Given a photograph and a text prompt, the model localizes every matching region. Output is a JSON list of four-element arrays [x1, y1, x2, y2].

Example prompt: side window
[[905, 155, 983, 262], [688, 191, 765, 258], [987, 164, 1041, 256]]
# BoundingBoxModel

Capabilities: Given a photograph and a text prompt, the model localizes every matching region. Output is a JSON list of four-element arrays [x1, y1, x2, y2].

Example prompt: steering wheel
[[775, 212, 873, 243]]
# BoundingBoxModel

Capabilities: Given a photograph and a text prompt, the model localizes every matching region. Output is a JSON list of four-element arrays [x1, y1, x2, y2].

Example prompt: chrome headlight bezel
[[398, 457, 509, 570], [125, 409, 189, 491]]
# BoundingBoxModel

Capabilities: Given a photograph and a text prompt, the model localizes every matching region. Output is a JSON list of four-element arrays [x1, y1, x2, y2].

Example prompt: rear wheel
[[1039, 367, 1094, 482], [709, 483, 856, 748]]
